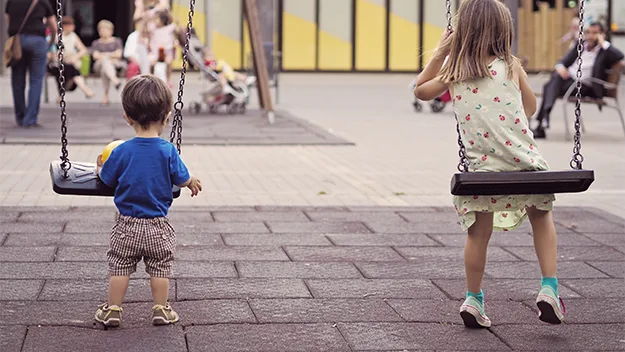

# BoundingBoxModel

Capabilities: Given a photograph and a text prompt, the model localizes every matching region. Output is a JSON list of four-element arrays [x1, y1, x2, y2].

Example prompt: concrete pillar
[[505, 0, 519, 55]]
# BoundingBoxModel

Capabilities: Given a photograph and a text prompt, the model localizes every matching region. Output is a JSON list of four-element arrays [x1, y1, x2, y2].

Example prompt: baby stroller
[[409, 78, 452, 113], [186, 33, 252, 114]]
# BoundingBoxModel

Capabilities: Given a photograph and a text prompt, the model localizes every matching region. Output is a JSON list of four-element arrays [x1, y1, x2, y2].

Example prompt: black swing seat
[[450, 169, 595, 196], [50, 160, 181, 198]]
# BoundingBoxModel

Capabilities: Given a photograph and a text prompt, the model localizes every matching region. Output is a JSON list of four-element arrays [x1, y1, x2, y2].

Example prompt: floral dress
[[452, 58, 555, 231]]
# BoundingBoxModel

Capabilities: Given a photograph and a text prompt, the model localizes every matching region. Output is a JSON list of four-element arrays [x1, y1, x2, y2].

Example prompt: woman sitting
[[90, 20, 126, 105]]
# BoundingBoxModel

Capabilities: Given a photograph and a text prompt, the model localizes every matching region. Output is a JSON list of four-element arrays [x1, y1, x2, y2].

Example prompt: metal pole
[[204, 0, 210, 48], [505, 0, 519, 55]]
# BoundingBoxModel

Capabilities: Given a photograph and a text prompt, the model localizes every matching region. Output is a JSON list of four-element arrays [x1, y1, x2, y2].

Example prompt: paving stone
[[431, 232, 535, 246], [177, 279, 311, 300], [172, 261, 238, 278], [562, 279, 625, 298], [223, 233, 332, 246], [365, 221, 461, 234], [170, 222, 234, 234], [3, 233, 109, 246], [64, 220, 116, 233], [615, 246, 625, 254], [0, 262, 107, 279], [173, 206, 256, 212], [267, 221, 371, 234], [176, 246, 289, 261], [175, 233, 224, 246], [0, 212, 19, 223], [0, 325, 26, 352], [433, 279, 581, 301], [174, 300, 256, 324], [523, 298, 624, 324], [0, 301, 102, 326], [55, 246, 107, 261], [485, 261, 609, 279], [236, 261, 362, 278], [548, 232, 608, 246], [582, 233, 625, 246], [0, 233, 6, 244], [327, 234, 438, 246], [552, 208, 616, 223], [176, 222, 270, 234], [0, 246, 56, 262], [305, 211, 404, 223], [395, 246, 518, 262], [1, 223, 63, 233], [558, 219, 625, 233], [397, 212, 461, 223], [38, 279, 176, 302], [213, 211, 309, 222], [306, 279, 446, 299], [348, 206, 442, 212], [22, 326, 187, 352], [285, 246, 404, 262], [587, 261, 624, 278], [503, 246, 625, 261], [17, 211, 117, 222], [186, 324, 351, 352], [490, 324, 625, 351], [338, 322, 510, 351], [0, 280, 43, 300], [387, 299, 537, 324], [166, 211, 214, 224], [356, 262, 466, 279], [249, 298, 402, 323]]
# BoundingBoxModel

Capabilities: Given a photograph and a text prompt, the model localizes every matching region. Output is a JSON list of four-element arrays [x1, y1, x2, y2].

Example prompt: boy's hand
[[186, 176, 202, 197], [96, 154, 103, 177]]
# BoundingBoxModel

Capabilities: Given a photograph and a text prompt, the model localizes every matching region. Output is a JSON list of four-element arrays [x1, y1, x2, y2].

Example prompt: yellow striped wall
[[355, 0, 386, 71], [282, 0, 317, 70]]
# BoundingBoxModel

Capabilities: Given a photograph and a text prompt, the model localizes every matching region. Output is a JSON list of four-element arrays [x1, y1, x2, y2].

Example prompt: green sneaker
[[94, 303, 122, 327], [459, 296, 491, 328], [152, 304, 180, 325], [536, 286, 565, 324]]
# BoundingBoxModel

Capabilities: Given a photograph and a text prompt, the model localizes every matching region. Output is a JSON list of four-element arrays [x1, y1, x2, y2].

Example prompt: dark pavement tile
[[582, 233, 625, 246], [365, 221, 461, 234], [249, 298, 402, 323], [0, 262, 107, 279], [0, 280, 43, 300], [166, 211, 214, 224], [213, 211, 309, 222], [562, 279, 625, 298], [173, 206, 256, 212], [175, 300, 256, 324], [0, 325, 26, 352], [173, 222, 270, 233], [0, 212, 19, 223], [356, 261, 466, 279], [38, 279, 176, 302], [559, 219, 625, 233], [433, 279, 581, 301], [55, 246, 107, 261], [236, 261, 363, 279], [3, 233, 109, 246], [0, 233, 6, 244], [0, 247, 56, 261], [175, 233, 224, 246], [615, 246, 625, 254], [327, 234, 439, 246], [490, 324, 625, 351], [64, 220, 116, 233], [348, 206, 443, 212], [306, 279, 446, 299], [267, 221, 371, 234], [549, 232, 608, 246], [553, 208, 616, 222], [398, 212, 462, 223], [395, 246, 518, 261], [21, 326, 187, 352], [17, 211, 117, 222], [223, 233, 332, 246], [1, 223, 63, 233], [522, 298, 625, 324], [485, 261, 609, 279], [176, 246, 289, 261], [255, 205, 349, 212], [177, 278, 311, 300], [305, 211, 404, 222], [186, 324, 351, 352], [503, 246, 625, 261], [338, 322, 510, 351], [431, 232, 535, 246], [387, 299, 538, 324], [587, 261, 624, 278], [0, 301, 101, 326], [172, 261, 238, 278], [285, 246, 404, 262]]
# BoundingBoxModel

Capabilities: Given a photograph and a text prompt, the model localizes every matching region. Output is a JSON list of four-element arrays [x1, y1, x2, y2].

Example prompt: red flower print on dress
[[514, 157, 521, 162], [483, 132, 489, 138], [506, 203, 511, 208], [465, 114, 471, 121], [515, 118, 521, 124], [494, 97, 500, 102], [529, 144, 534, 150], [530, 158, 535, 163], [463, 129, 466, 134], [502, 213, 508, 218], [491, 198, 497, 204], [462, 208, 468, 214], [456, 95, 462, 101], [491, 70, 498, 76], [499, 115, 506, 121], [481, 155, 488, 161], [522, 129, 527, 134], [473, 195, 479, 199], [472, 88, 479, 94], [505, 140, 512, 146], [469, 140, 475, 145]]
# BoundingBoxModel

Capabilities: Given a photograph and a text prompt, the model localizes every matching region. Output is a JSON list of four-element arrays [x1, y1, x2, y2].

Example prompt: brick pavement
[[0, 206, 624, 351]]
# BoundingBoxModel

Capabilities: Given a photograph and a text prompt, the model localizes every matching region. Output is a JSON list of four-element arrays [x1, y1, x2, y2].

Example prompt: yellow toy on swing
[[101, 140, 125, 164]]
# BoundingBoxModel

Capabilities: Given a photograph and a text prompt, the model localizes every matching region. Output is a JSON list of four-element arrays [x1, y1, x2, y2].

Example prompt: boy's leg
[[150, 277, 170, 306], [108, 276, 131, 306]]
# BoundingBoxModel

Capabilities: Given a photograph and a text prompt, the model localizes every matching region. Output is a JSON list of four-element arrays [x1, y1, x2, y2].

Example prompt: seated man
[[533, 22, 624, 139]]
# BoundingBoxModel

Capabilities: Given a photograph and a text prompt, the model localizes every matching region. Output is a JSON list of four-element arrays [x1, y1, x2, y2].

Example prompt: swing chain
[[170, 0, 196, 154], [571, 0, 585, 170], [56, 0, 70, 178], [446, 0, 453, 31]]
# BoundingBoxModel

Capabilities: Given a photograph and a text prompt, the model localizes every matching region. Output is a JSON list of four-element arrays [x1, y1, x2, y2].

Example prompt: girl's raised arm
[[414, 31, 453, 101]]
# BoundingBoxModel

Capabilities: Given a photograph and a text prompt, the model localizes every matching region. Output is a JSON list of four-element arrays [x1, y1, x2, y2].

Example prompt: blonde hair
[[438, 0, 520, 84], [97, 20, 114, 32]]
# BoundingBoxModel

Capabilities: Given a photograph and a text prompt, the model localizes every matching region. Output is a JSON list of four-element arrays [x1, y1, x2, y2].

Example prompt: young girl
[[94, 75, 202, 327], [414, 0, 563, 328], [148, 10, 178, 84]]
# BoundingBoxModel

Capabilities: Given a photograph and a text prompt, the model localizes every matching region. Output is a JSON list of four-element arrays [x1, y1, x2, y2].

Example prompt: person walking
[[5, 0, 56, 128]]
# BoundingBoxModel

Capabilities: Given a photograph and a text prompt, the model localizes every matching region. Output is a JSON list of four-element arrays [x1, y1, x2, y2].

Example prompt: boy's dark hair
[[121, 75, 173, 130]]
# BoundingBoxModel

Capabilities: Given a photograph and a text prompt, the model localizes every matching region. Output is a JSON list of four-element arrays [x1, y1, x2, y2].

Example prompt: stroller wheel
[[227, 104, 238, 114], [413, 101, 422, 112], [430, 99, 446, 113], [238, 103, 247, 114], [208, 105, 219, 114], [189, 102, 201, 115]]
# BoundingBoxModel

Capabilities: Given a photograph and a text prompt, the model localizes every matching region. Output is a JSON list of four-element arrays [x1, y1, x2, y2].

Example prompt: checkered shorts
[[107, 215, 176, 278]]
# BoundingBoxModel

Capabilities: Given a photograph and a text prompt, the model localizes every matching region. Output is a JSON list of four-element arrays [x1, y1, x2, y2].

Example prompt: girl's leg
[[102, 76, 111, 105], [465, 212, 494, 294], [100, 58, 121, 88], [73, 76, 95, 98], [526, 206, 557, 277]]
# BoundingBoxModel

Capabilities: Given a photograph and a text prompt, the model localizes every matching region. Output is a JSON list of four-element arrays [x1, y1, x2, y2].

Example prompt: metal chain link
[[571, 0, 586, 170], [56, 0, 70, 178], [445, 0, 469, 172], [169, 0, 196, 155]]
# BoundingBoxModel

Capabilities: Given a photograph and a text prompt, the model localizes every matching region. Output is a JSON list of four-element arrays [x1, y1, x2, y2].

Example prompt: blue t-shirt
[[99, 137, 190, 218]]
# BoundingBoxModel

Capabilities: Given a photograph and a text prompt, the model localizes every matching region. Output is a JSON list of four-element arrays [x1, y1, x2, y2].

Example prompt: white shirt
[[124, 31, 139, 61], [556, 41, 611, 82]]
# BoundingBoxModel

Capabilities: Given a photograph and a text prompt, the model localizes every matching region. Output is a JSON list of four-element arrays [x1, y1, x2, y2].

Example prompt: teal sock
[[466, 290, 484, 305], [541, 276, 559, 296]]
